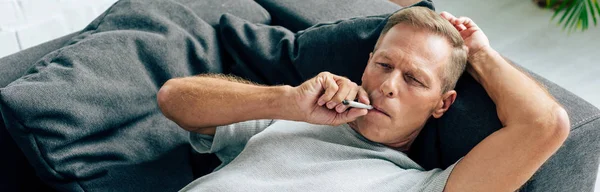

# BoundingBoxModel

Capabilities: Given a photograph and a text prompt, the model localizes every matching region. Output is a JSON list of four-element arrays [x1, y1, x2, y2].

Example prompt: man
[[157, 7, 570, 191]]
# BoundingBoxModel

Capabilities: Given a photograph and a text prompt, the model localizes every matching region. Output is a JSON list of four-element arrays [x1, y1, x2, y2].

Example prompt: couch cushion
[[255, 0, 402, 32], [0, 0, 268, 191], [176, 0, 270, 27]]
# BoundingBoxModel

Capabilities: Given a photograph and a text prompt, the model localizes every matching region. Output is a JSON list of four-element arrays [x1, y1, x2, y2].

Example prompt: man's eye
[[405, 74, 424, 86], [377, 63, 392, 69]]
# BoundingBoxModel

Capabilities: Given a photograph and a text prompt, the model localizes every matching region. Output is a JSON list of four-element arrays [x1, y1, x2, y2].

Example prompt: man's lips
[[371, 105, 390, 117]]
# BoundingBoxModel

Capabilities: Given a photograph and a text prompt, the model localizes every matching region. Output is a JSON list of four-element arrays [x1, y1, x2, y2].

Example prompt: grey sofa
[[0, 0, 598, 191]]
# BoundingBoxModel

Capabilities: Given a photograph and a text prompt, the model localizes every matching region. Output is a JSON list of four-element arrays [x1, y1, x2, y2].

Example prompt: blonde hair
[[375, 6, 467, 93]]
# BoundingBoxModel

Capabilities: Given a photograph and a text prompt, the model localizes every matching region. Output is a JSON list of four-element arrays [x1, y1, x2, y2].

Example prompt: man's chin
[[357, 113, 390, 128], [358, 128, 390, 145], [353, 120, 387, 142]]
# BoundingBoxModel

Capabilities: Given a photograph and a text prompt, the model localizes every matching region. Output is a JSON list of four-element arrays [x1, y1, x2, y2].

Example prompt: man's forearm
[[157, 75, 295, 132], [468, 47, 562, 127]]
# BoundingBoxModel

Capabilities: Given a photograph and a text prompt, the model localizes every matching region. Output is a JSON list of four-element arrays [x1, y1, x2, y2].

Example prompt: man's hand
[[291, 72, 369, 126], [440, 12, 491, 83], [440, 12, 490, 58]]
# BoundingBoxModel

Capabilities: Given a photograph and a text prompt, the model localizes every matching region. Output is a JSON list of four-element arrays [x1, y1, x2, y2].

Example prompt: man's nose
[[380, 73, 400, 98]]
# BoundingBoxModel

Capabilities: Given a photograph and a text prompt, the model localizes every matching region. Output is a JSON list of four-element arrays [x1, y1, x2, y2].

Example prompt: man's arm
[[440, 13, 570, 191], [157, 73, 368, 135], [157, 74, 292, 135]]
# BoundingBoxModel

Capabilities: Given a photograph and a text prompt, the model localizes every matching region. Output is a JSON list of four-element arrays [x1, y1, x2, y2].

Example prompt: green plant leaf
[[550, 0, 599, 32], [558, 0, 578, 24], [563, 1, 582, 31], [581, 4, 588, 31], [594, 0, 600, 24], [574, 3, 585, 32], [565, 1, 582, 32], [554, 0, 574, 20], [551, 0, 566, 19], [580, 0, 590, 30], [587, 2, 592, 28], [587, 0, 598, 26]]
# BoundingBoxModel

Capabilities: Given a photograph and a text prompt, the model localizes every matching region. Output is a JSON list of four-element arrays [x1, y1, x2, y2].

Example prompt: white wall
[[0, 0, 118, 58]]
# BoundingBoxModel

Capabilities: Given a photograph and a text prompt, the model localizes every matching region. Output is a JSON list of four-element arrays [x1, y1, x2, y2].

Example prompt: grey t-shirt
[[181, 120, 459, 192]]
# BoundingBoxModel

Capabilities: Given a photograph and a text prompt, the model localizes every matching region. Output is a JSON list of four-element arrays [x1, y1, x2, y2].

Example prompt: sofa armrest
[[518, 66, 600, 191]]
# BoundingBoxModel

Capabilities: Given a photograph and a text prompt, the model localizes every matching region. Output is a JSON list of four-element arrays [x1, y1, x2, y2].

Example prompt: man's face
[[354, 23, 455, 149]]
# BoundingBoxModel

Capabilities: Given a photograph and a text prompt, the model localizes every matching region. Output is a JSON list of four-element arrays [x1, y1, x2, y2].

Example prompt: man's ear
[[432, 90, 457, 118]]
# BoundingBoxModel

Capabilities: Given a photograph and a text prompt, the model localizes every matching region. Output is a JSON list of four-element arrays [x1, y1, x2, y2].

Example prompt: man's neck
[[347, 122, 422, 153], [383, 131, 419, 152]]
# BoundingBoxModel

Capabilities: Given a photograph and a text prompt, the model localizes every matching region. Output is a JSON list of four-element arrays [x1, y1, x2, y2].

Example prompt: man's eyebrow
[[375, 51, 394, 61]]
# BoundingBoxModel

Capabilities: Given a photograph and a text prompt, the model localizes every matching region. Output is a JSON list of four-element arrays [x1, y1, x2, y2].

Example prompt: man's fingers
[[317, 74, 356, 110], [440, 12, 478, 31], [333, 108, 368, 125], [335, 86, 369, 114], [440, 11, 456, 21], [347, 108, 368, 119], [328, 80, 353, 109], [317, 75, 338, 106], [452, 16, 478, 29], [462, 17, 478, 28], [335, 86, 359, 113], [357, 87, 370, 105], [314, 73, 363, 113], [460, 27, 480, 38], [453, 24, 467, 32]]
